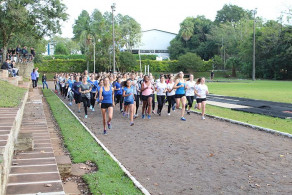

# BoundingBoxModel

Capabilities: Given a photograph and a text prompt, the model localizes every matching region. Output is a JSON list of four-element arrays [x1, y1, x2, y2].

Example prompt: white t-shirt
[[196, 84, 208, 99], [185, 81, 196, 96], [167, 83, 175, 96], [156, 82, 167, 96]]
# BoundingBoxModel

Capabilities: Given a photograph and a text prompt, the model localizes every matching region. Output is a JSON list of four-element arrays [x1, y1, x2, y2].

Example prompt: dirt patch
[[56, 92, 292, 195]]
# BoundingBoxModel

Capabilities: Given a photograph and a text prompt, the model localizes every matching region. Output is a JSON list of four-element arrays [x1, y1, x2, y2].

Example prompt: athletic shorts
[[74, 94, 82, 104], [101, 103, 113, 109], [142, 95, 151, 101], [175, 94, 185, 98], [196, 98, 207, 103], [124, 101, 134, 106]]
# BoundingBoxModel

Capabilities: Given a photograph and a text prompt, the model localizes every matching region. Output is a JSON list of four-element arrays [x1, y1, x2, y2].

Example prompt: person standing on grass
[[99, 77, 115, 135], [123, 79, 135, 126], [42, 73, 48, 89], [195, 77, 209, 120], [210, 70, 214, 80], [88, 74, 98, 112], [79, 76, 92, 119], [114, 77, 124, 112], [141, 75, 153, 119], [30, 69, 37, 88], [173, 71, 187, 121], [185, 74, 196, 115], [156, 75, 167, 116], [35, 67, 39, 87], [167, 76, 176, 115]]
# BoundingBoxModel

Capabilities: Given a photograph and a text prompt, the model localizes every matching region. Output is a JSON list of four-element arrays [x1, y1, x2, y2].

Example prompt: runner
[[141, 75, 153, 119], [99, 77, 115, 135], [173, 71, 187, 121], [123, 79, 135, 126], [114, 77, 123, 112], [88, 74, 98, 111], [185, 74, 196, 115], [79, 76, 92, 119], [150, 75, 156, 114], [95, 79, 104, 107], [156, 75, 167, 116], [167, 76, 176, 115], [67, 75, 75, 105], [72, 76, 82, 112], [195, 77, 209, 120], [130, 73, 138, 118]]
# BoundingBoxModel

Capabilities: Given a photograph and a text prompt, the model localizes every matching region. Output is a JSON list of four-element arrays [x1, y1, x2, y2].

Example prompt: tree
[[0, 0, 68, 61], [215, 4, 252, 25], [176, 52, 203, 73], [54, 42, 70, 55], [180, 17, 194, 42], [118, 52, 136, 72]]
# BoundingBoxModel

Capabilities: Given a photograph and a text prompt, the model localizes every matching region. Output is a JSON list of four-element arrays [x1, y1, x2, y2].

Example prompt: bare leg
[[107, 107, 113, 123], [148, 97, 152, 115], [202, 101, 206, 117], [181, 96, 186, 117], [129, 104, 134, 123], [101, 109, 107, 130]]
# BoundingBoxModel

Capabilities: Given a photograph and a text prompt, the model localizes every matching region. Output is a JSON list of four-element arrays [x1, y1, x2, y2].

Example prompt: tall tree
[[215, 4, 252, 25], [180, 17, 194, 42], [0, 0, 68, 61]]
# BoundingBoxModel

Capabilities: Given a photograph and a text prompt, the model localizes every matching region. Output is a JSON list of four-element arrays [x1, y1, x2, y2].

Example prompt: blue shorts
[[124, 101, 134, 106]]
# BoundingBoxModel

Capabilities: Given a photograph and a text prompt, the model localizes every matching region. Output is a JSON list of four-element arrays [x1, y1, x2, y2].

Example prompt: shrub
[[43, 54, 86, 60], [36, 59, 87, 73], [134, 54, 157, 60]]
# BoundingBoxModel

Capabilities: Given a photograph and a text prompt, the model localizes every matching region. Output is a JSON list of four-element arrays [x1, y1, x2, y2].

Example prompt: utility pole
[[252, 9, 257, 81], [93, 42, 95, 74], [111, 3, 116, 73]]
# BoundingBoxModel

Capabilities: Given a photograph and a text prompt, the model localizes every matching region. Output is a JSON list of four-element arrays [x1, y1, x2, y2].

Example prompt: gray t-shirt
[[80, 83, 91, 98]]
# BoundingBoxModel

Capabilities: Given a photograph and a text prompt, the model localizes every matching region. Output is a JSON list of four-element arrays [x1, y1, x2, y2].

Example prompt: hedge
[[43, 54, 86, 60], [36, 59, 87, 72]]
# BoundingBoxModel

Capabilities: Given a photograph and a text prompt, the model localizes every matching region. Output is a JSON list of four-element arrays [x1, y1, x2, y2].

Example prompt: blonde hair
[[175, 71, 183, 81]]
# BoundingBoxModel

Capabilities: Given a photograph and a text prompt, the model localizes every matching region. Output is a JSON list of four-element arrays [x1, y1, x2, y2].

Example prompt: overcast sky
[[60, 0, 291, 38]]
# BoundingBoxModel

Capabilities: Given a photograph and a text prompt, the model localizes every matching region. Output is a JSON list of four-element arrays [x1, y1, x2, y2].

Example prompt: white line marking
[[7, 180, 62, 186], [13, 157, 55, 161], [12, 164, 56, 168], [13, 191, 65, 195], [10, 171, 59, 176]]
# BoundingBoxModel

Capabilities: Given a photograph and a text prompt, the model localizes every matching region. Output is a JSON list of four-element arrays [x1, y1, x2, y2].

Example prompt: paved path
[[6, 89, 65, 195], [208, 94, 292, 119]]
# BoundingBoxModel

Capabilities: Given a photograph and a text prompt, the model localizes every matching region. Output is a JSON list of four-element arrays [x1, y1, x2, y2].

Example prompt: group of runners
[[53, 70, 209, 135]]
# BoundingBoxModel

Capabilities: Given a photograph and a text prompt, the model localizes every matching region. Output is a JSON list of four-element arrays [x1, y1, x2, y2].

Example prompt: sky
[[59, 0, 291, 38]]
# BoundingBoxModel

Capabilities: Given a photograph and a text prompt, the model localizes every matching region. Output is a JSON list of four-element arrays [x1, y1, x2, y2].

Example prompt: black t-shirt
[[211, 72, 214, 76]]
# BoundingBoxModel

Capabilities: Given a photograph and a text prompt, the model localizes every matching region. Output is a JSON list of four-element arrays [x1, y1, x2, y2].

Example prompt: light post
[[252, 8, 257, 81], [93, 41, 95, 74], [111, 3, 116, 73]]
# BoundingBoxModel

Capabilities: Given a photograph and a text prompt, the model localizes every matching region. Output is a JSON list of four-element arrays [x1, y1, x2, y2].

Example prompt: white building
[[132, 29, 177, 59]]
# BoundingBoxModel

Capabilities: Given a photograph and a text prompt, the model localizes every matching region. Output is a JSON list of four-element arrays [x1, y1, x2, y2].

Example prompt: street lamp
[[111, 3, 116, 73], [252, 8, 257, 81]]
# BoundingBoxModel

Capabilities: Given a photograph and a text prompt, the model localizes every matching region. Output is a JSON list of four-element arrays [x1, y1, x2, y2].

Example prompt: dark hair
[[196, 78, 201, 84]]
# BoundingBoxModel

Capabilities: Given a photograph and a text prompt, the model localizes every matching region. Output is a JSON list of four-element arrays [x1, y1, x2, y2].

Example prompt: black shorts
[[74, 94, 82, 104], [142, 95, 151, 101], [124, 101, 134, 106], [175, 94, 185, 99], [196, 98, 207, 103], [101, 103, 113, 109]]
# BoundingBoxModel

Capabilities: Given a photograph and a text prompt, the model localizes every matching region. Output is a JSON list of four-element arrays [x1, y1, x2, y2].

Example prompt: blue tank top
[[175, 82, 185, 95], [102, 87, 113, 104], [124, 86, 134, 102]]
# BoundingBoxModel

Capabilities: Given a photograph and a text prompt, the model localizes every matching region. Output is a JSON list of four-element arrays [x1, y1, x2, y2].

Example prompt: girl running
[[156, 75, 167, 116], [167, 76, 176, 115], [67, 75, 75, 106], [88, 74, 99, 112], [141, 75, 153, 119], [173, 71, 187, 121], [114, 77, 123, 112], [130, 73, 138, 118], [185, 74, 196, 115], [195, 77, 209, 120], [72, 76, 82, 112], [79, 76, 92, 118], [99, 77, 115, 135], [123, 79, 135, 126], [95, 79, 104, 107]]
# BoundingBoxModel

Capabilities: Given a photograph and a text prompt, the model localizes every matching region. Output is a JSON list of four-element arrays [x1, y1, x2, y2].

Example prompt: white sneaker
[[202, 116, 205, 120], [194, 103, 198, 109], [92, 108, 95, 112], [90, 105, 92, 110], [168, 113, 170, 116]]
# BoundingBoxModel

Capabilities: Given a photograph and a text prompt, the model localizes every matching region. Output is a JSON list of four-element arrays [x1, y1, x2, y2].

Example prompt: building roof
[[142, 29, 177, 35]]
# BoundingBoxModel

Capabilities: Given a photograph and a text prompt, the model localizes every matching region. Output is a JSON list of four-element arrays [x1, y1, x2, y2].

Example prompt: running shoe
[[172, 105, 176, 110], [187, 111, 190, 115], [123, 112, 126, 117], [90, 105, 92, 110], [85, 115, 88, 119], [158, 112, 161, 116], [202, 116, 206, 120], [69, 102, 72, 106], [142, 114, 145, 119], [103, 130, 107, 135], [78, 110, 81, 113], [130, 122, 134, 126], [108, 122, 112, 129], [148, 115, 151, 119], [194, 103, 198, 109], [152, 111, 156, 115], [181, 117, 186, 121], [168, 113, 170, 116], [92, 108, 95, 112]]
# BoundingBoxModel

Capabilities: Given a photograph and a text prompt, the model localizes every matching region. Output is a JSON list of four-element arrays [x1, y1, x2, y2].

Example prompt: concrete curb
[[191, 110, 292, 139], [51, 91, 151, 195]]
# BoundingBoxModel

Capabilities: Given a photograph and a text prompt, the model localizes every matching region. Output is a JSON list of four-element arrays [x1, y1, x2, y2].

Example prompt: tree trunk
[[2, 44, 7, 63], [232, 65, 236, 77]]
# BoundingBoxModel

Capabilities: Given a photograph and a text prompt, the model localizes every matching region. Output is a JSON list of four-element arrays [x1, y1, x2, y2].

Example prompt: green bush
[[43, 54, 86, 60], [133, 60, 178, 72], [36, 59, 87, 73], [134, 54, 157, 60]]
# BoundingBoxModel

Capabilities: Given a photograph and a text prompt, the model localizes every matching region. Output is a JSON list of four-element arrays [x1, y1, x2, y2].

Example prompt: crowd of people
[[50, 70, 209, 135], [0, 46, 35, 63], [1, 58, 19, 77]]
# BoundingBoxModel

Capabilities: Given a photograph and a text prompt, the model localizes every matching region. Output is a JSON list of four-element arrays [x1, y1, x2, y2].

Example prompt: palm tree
[[180, 18, 194, 42]]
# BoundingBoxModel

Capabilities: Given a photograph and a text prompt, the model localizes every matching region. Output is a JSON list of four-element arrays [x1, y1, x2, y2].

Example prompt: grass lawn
[[0, 80, 26, 107], [207, 80, 292, 103], [195, 104, 292, 135], [43, 90, 143, 195]]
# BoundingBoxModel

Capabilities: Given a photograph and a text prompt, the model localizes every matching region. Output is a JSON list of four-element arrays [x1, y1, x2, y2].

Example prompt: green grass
[[0, 80, 26, 107], [43, 90, 143, 195], [195, 104, 292, 134], [208, 80, 292, 103]]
